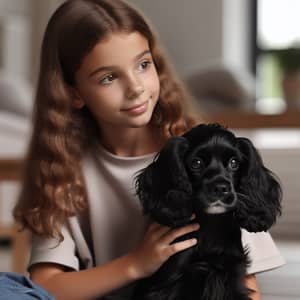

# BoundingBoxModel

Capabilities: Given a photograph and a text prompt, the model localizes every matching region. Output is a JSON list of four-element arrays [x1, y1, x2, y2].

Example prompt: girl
[[0, 0, 284, 299]]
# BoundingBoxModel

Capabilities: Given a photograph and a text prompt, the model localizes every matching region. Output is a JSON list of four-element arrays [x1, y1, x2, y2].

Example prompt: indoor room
[[0, 0, 299, 299]]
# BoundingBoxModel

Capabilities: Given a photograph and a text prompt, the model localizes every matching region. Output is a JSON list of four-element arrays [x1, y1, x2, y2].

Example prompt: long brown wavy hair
[[14, 0, 200, 240]]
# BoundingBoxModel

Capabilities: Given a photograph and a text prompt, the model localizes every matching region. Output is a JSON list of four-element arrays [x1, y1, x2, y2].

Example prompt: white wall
[[129, 0, 251, 79], [129, 0, 224, 78], [0, 0, 251, 84], [0, 0, 63, 83], [223, 0, 252, 72], [0, 0, 32, 16], [0, 0, 32, 80]]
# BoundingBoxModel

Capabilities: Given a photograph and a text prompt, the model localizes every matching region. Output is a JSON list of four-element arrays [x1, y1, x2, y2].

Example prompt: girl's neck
[[99, 124, 164, 157]]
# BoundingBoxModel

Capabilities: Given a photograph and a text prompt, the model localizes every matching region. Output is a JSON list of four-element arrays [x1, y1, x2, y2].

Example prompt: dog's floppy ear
[[235, 138, 282, 232], [135, 136, 193, 227]]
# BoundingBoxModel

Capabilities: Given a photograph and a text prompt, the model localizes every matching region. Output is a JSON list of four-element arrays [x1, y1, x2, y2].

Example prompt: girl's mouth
[[122, 100, 148, 115]]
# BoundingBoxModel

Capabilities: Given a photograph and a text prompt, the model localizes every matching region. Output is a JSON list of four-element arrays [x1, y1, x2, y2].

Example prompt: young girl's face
[[73, 31, 160, 131]]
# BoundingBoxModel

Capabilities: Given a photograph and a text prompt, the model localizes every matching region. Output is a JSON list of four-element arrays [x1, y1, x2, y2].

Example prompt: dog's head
[[135, 123, 282, 232]]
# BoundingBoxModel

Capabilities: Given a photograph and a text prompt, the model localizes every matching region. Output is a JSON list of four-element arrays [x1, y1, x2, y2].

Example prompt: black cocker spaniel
[[133, 123, 282, 300]]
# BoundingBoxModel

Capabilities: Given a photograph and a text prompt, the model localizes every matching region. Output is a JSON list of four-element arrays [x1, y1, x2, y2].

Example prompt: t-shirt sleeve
[[28, 225, 80, 272], [242, 229, 285, 275]]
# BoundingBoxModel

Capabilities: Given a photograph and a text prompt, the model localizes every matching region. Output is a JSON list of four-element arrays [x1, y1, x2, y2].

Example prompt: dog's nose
[[212, 183, 230, 198]]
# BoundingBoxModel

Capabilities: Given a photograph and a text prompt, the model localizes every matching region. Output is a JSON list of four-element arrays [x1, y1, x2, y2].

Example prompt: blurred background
[[0, 0, 299, 299]]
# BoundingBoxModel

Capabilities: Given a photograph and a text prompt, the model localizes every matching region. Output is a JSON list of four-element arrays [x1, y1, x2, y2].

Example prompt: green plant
[[276, 47, 300, 74]]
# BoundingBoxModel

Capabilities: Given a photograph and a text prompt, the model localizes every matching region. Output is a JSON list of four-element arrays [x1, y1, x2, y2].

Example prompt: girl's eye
[[99, 73, 117, 85], [138, 60, 152, 71], [228, 157, 239, 171], [190, 158, 204, 170]]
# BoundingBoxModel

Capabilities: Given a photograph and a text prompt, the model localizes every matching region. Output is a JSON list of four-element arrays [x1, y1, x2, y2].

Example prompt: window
[[254, 0, 300, 114]]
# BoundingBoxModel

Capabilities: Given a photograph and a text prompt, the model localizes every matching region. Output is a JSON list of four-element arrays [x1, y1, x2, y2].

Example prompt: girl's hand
[[128, 219, 199, 279]]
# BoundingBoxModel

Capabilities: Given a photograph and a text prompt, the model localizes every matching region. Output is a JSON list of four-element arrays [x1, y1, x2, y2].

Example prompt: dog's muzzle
[[196, 180, 237, 214]]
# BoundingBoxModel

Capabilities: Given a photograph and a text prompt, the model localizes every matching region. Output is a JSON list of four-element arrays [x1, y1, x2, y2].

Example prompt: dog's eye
[[228, 157, 239, 171], [190, 158, 203, 170]]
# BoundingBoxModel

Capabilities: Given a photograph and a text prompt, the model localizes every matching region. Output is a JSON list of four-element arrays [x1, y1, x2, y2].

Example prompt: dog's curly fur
[[133, 123, 282, 300]]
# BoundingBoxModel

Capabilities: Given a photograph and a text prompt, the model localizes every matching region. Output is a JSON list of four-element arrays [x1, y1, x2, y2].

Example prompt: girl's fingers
[[147, 222, 160, 232], [166, 238, 198, 257], [163, 223, 200, 245], [149, 214, 196, 237], [148, 222, 170, 236]]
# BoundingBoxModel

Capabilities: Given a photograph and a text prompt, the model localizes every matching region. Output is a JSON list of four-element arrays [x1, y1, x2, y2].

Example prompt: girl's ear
[[235, 138, 282, 232], [65, 84, 85, 109], [73, 98, 85, 109], [135, 137, 193, 227]]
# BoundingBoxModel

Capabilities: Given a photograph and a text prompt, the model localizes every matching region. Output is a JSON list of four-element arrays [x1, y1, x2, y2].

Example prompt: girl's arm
[[30, 255, 141, 300], [245, 274, 261, 300], [30, 222, 199, 300]]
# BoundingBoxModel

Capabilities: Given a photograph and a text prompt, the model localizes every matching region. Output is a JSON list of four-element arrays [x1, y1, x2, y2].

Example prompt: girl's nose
[[125, 76, 145, 99]]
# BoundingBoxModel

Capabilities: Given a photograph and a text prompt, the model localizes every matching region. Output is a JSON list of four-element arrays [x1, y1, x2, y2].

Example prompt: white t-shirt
[[29, 144, 285, 298]]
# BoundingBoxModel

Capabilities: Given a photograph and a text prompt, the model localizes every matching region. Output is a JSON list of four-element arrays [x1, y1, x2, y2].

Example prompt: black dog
[[133, 123, 282, 300]]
